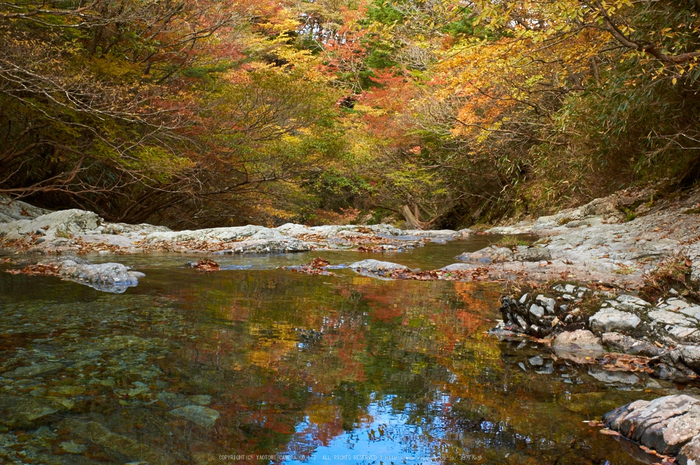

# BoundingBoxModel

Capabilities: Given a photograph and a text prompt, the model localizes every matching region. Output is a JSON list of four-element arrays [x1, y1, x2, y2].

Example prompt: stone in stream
[[3, 361, 64, 378], [551, 330, 605, 364], [60, 418, 177, 464], [169, 405, 220, 429], [349, 259, 410, 275], [0, 397, 58, 428], [603, 395, 700, 461]]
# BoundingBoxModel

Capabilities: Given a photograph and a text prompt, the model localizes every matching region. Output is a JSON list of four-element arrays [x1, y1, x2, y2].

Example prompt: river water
[[0, 237, 689, 464]]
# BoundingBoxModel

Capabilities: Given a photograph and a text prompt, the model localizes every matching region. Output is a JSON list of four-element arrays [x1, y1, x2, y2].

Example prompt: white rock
[[349, 259, 409, 272], [648, 310, 694, 326], [616, 294, 652, 308], [589, 308, 641, 334], [680, 306, 700, 319], [536, 295, 556, 313], [529, 304, 545, 319]]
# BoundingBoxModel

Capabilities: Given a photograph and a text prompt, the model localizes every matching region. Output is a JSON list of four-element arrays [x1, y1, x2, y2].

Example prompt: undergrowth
[[640, 255, 698, 303]]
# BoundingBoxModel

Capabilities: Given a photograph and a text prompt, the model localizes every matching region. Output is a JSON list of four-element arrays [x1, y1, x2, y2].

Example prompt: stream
[[0, 236, 692, 464]]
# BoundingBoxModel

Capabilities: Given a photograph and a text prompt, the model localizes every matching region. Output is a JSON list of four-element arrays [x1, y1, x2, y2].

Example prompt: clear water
[[0, 238, 691, 464]]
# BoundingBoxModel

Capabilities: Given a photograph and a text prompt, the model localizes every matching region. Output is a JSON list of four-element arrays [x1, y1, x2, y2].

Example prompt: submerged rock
[[0, 397, 58, 428], [61, 419, 176, 464], [3, 361, 64, 378], [169, 405, 220, 429]]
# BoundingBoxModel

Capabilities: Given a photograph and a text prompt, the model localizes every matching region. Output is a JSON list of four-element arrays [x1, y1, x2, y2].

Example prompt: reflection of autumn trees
[[156, 272, 641, 462]]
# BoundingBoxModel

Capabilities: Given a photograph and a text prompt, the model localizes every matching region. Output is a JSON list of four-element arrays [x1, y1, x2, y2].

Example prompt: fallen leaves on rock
[[287, 257, 335, 276], [600, 353, 654, 374], [387, 268, 492, 281], [6, 263, 62, 277], [190, 259, 220, 272]]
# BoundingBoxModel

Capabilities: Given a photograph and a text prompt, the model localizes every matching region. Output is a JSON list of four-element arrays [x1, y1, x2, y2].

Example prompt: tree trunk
[[401, 204, 427, 230]]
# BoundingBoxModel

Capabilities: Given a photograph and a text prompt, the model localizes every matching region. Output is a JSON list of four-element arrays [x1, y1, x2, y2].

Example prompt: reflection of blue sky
[[283, 394, 447, 465]]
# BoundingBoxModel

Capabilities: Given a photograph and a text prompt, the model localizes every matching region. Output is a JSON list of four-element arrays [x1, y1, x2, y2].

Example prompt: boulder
[[456, 246, 514, 263], [603, 395, 700, 456], [440, 263, 481, 272], [552, 330, 605, 363], [56, 258, 145, 293], [649, 310, 695, 326], [0, 209, 101, 240], [515, 246, 552, 262]]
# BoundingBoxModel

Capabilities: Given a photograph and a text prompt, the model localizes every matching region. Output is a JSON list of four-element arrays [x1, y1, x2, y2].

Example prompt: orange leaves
[[6, 263, 62, 277], [190, 259, 221, 272]]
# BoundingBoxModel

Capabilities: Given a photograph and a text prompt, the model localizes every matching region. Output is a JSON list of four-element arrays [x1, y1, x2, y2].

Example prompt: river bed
[[0, 237, 695, 464]]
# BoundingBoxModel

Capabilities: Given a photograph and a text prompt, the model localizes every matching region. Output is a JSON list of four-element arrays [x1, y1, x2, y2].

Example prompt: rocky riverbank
[[5, 187, 700, 462], [0, 196, 471, 256]]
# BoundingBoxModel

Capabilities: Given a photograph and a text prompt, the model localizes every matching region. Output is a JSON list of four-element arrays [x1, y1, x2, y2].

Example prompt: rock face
[[603, 395, 700, 463], [589, 307, 642, 334], [0, 195, 49, 222], [0, 209, 102, 240]]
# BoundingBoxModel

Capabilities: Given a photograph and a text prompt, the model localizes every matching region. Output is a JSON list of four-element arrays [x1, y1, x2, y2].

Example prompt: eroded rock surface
[[603, 395, 700, 463]]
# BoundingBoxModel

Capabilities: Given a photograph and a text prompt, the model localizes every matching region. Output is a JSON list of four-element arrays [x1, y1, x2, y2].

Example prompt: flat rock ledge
[[603, 395, 700, 465], [461, 188, 700, 288], [0, 197, 471, 255]]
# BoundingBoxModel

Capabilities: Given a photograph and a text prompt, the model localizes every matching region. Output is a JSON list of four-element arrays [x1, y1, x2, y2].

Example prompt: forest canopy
[[1, 0, 699, 228]]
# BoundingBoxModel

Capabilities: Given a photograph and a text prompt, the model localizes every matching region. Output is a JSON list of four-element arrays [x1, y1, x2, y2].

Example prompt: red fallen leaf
[[310, 257, 330, 268], [600, 428, 621, 436], [6, 269, 21, 275], [191, 259, 220, 272], [15, 264, 62, 276]]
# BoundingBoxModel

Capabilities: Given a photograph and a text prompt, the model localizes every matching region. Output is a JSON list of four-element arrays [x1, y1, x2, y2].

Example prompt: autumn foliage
[[2, 0, 700, 227]]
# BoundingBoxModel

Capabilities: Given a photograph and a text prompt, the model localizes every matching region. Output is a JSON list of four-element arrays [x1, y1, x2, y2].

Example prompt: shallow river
[[0, 237, 693, 464]]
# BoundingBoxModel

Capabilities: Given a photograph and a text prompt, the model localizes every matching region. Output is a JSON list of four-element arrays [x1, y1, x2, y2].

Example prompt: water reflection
[[0, 248, 682, 465]]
